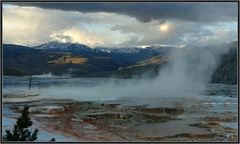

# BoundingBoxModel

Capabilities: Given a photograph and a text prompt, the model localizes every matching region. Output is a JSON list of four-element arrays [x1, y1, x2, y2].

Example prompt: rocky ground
[[3, 97, 238, 142]]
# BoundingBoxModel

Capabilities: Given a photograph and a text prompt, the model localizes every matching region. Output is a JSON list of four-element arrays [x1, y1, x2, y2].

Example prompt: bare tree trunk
[[28, 74, 33, 89]]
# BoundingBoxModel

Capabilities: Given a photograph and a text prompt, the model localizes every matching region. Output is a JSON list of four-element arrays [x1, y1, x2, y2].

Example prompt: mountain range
[[2, 41, 237, 85]]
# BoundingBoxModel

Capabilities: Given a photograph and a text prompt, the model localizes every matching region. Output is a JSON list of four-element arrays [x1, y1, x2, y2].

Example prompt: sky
[[2, 2, 238, 48]]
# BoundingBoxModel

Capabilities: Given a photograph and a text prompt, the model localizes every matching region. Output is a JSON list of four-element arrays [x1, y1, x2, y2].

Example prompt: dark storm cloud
[[8, 2, 237, 22]]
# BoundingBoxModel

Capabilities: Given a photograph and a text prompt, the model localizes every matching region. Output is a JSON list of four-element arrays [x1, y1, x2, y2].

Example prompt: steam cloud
[[23, 44, 233, 105], [38, 43, 232, 107], [97, 43, 230, 98]]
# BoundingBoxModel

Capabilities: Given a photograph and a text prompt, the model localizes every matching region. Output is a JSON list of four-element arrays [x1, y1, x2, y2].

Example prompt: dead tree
[[28, 74, 33, 89]]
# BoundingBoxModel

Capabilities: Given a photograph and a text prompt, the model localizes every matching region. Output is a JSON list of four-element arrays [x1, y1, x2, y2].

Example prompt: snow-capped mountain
[[96, 46, 176, 54], [32, 41, 177, 64], [34, 41, 176, 55], [34, 41, 91, 51]]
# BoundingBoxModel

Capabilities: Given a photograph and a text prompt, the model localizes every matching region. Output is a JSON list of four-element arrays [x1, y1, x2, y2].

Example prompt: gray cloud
[[3, 3, 237, 47], [3, 5, 131, 47], [112, 19, 237, 47], [7, 2, 238, 22], [53, 33, 73, 43]]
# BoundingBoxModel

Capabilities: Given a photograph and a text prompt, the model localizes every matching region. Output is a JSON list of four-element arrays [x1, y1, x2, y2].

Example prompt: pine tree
[[4, 106, 39, 141]]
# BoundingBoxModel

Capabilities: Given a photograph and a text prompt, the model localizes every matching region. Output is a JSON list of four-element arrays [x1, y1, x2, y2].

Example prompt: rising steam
[[37, 42, 233, 107]]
